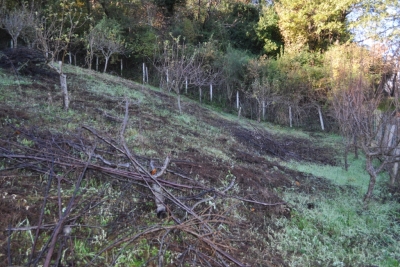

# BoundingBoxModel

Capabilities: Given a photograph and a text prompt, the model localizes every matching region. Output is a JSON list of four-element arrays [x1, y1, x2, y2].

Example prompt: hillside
[[1, 62, 399, 267]]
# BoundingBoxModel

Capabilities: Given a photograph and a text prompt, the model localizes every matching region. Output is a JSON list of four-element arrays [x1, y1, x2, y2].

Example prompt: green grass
[[281, 153, 389, 193], [270, 191, 400, 267], [0, 68, 32, 86], [269, 152, 400, 267]]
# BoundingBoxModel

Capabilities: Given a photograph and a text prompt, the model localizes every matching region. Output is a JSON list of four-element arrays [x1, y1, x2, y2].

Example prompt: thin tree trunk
[[60, 73, 69, 110], [364, 156, 377, 202], [177, 94, 182, 114], [199, 87, 202, 104], [353, 135, 359, 159], [143, 62, 145, 84], [210, 84, 213, 102], [104, 56, 109, 73], [262, 100, 266, 120], [236, 91, 239, 109], [289, 106, 292, 127], [390, 160, 398, 186], [318, 105, 325, 131], [344, 141, 349, 171]]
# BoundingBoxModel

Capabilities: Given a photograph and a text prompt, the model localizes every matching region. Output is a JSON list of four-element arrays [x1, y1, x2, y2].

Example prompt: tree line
[[1, 0, 400, 200]]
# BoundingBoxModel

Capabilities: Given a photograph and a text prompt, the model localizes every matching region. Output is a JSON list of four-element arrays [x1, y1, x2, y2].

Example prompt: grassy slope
[[0, 64, 399, 267]]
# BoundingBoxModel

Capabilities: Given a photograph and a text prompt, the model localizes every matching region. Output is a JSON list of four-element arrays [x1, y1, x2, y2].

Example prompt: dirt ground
[[0, 58, 340, 266]]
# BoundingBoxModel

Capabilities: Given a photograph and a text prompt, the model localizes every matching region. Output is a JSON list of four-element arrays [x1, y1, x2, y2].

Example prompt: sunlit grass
[[281, 153, 389, 193]]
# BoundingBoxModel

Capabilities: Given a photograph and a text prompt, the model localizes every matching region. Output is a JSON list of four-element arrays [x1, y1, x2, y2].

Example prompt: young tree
[[246, 56, 275, 122], [154, 36, 198, 114], [190, 40, 221, 103], [85, 25, 95, 70], [220, 47, 250, 109], [34, 0, 87, 110], [0, 5, 33, 48], [90, 17, 125, 73]]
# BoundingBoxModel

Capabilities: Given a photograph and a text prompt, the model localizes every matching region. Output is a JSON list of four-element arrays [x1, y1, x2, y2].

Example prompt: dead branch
[[43, 148, 93, 267], [0, 121, 284, 267]]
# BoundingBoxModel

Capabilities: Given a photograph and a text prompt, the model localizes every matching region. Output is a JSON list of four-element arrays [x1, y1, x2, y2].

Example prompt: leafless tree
[[154, 36, 221, 113], [154, 36, 198, 113], [190, 49, 221, 104], [85, 27, 96, 70], [332, 71, 400, 203], [33, 1, 86, 110], [90, 18, 125, 73], [0, 5, 33, 48]]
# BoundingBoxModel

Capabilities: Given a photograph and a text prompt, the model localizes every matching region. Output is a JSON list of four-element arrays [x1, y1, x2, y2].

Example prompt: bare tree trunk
[[289, 106, 292, 128], [390, 160, 399, 185], [236, 91, 239, 109], [262, 100, 266, 121], [364, 156, 377, 202], [177, 94, 182, 114], [344, 141, 349, 171], [88, 53, 93, 70], [353, 135, 359, 159], [210, 84, 213, 102], [143, 62, 146, 84], [318, 105, 325, 131], [388, 145, 400, 185], [104, 56, 109, 73], [199, 87, 202, 104], [166, 69, 169, 84], [60, 73, 69, 110]]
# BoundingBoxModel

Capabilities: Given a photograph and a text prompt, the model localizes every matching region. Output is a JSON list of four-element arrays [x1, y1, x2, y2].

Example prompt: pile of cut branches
[[0, 100, 283, 267]]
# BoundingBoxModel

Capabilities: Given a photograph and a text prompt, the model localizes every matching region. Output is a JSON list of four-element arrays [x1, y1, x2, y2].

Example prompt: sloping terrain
[[0, 59, 344, 266]]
